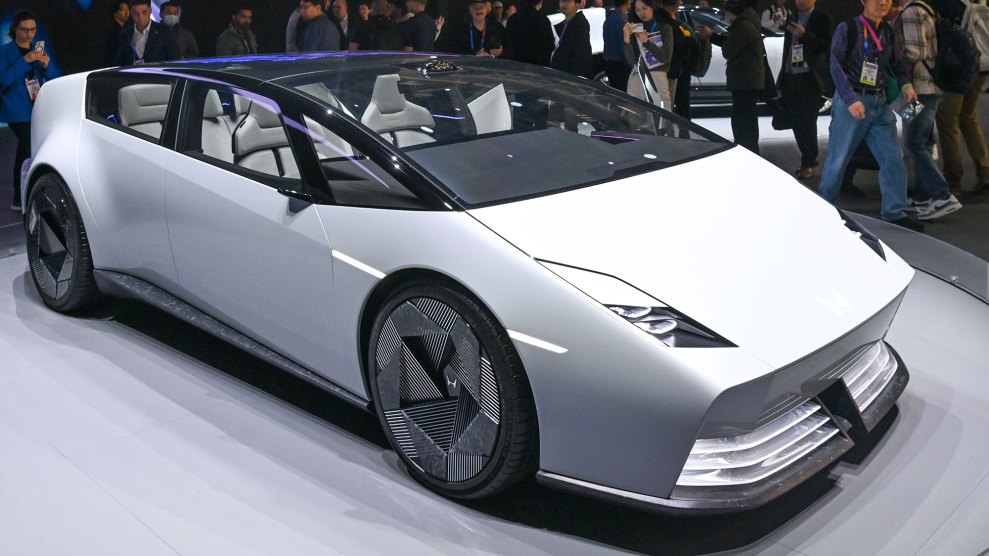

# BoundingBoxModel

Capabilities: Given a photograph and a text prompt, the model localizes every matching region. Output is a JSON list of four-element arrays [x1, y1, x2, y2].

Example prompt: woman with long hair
[[622, 0, 674, 112]]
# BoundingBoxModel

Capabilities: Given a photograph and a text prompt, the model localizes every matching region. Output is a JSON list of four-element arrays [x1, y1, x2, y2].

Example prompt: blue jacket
[[0, 40, 62, 124]]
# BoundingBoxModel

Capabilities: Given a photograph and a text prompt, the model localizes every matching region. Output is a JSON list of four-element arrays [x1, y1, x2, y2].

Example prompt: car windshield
[[281, 58, 729, 207]]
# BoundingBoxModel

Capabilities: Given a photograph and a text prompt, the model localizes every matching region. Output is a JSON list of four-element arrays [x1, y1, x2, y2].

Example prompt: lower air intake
[[676, 401, 840, 487]]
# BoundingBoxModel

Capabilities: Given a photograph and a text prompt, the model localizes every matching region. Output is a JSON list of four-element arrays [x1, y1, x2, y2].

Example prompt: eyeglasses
[[16, 27, 38, 33]]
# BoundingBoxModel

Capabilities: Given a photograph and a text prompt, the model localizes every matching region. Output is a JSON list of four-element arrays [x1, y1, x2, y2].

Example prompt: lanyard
[[469, 22, 486, 51], [559, 19, 570, 41], [649, 20, 657, 33], [858, 15, 884, 55]]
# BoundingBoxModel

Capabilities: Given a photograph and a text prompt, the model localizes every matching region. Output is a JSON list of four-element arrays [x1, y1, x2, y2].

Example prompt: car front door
[[163, 82, 339, 382]]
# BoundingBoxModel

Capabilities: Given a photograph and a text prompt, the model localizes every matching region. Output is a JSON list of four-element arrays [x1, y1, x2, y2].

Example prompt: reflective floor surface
[[1, 252, 988, 555]]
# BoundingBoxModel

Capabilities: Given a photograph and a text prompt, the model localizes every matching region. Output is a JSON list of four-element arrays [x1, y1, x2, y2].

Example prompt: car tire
[[367, 282, 537, 499], [25, 173, 101, 313]]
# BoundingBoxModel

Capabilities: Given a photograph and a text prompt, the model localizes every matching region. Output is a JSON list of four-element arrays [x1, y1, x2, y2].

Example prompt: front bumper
[[536, 345, 907, 514]]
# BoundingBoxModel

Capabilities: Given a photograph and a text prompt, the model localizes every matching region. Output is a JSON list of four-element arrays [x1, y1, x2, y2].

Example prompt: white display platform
[[1, 254, 987, 555]]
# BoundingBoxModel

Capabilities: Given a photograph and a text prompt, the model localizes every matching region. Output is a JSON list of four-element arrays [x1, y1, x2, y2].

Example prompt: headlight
[[538, 260, 734, 348], [606, 305, 734, 348]]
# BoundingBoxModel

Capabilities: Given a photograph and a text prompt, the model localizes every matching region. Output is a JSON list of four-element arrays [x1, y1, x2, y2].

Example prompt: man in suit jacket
[[115, 0, 180, 65], [550, 0, 592, 78], [778, 0, 831, 179]]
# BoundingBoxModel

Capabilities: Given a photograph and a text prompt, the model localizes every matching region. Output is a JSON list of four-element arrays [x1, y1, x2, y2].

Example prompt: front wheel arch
[[359, 270, 539, 498]]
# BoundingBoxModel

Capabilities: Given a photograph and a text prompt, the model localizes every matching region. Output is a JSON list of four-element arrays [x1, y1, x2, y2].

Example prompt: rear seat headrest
[[203, 90, 225, 118], [118, 83, 172, 126]]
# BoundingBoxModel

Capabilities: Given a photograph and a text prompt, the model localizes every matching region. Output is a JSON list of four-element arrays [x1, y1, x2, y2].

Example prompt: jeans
[[819, 93, 907, 221], [935, 74, 989, 189], [903, 94, 950, 203]]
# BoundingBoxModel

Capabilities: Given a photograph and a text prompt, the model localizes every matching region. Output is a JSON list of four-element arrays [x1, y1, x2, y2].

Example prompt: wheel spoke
[[376, 295, 501, 483]]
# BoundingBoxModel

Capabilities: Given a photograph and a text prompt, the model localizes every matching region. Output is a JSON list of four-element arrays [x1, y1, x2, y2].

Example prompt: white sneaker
[[904, 198, 929, 213], [916, 194, 962, 221]]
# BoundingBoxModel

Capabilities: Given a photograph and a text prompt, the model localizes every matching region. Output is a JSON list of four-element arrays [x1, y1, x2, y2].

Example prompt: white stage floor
[[1, 253, 988, 555]]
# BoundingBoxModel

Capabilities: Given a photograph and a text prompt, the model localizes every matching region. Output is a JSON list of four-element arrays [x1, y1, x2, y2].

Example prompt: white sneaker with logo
[[916, 194, 962, 221]]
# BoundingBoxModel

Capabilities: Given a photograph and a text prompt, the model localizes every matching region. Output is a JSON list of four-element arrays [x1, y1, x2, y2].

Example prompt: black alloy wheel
[[25, 174, 100, 313], [368, 283, 537, 499]]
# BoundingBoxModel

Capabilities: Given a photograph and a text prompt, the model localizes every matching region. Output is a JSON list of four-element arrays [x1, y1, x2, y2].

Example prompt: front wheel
[[367, 282, 537, 499], [25, 173, 100, 313]]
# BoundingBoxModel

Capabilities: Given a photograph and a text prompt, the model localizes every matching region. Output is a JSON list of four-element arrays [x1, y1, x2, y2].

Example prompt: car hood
[[467, 147, 913, 369]]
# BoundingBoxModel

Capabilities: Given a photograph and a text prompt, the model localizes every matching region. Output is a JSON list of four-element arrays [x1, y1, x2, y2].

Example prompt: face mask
[[162, 14, 180, 26]]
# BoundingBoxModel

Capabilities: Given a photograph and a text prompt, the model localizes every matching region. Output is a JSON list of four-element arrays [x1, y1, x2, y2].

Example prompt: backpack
[[909, 1, 980, 92], [961, 0, 989, 71]]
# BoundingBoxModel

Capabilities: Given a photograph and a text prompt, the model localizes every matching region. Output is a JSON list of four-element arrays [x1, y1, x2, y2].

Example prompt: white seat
[[233, 101, 298, 178], [201, 90, 234, 163], [360, 74, 435, 148], [118, 83, 172, 140], [297, 83, 355, 159]]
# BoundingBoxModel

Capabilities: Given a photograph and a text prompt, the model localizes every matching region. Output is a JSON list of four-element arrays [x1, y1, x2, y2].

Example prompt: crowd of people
[[2, 0, 989, 232]]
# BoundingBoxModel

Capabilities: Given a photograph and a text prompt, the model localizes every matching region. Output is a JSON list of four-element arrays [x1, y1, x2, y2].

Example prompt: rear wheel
[[367, 282, 537, 499], [25, 173, 100, 313]]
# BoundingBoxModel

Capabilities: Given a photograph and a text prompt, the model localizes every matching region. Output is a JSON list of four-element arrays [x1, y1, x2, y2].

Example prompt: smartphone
[[34, 41, 45, 53], [632, 23, 644, 33]]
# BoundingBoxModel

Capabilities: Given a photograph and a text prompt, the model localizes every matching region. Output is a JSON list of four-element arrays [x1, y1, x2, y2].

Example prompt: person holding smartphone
[[0, 10, 61, 211], [622, 0, 674, 113]]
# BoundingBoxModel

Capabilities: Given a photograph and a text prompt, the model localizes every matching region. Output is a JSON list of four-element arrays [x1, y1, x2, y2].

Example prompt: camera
[[632, 23, 644, 33]]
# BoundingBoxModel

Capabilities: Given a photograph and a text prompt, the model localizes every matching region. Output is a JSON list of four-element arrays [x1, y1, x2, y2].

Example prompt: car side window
[[302, 114, 428, 209], [179, 84, 300, 182], [86, 78, 176, 144]]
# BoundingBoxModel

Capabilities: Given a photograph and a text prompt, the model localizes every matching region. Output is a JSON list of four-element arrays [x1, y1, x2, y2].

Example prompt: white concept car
[[23, 53, 911, 512]]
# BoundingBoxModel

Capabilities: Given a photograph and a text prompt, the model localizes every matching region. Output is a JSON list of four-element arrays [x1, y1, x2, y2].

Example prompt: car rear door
[[162, 81, 339, 380], [77, 75, 180, 287]]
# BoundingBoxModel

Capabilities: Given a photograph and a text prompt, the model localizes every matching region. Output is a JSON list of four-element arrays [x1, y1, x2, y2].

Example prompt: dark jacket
[[171, 26, 200, 59], [780, 8, 832, 96], [830, 17, 912, 108], [435, 18, 506, 55], [105, 21, 126, 66], [115, 21, 180, 65], [352, 15, 406, 51], [713, 7, 765, 91], [505, 5, 555, 66], [550, 11, 593, 78], [403, 11, 437, 52], [660, 9, 694, 80], [216, 23, 258, 56]]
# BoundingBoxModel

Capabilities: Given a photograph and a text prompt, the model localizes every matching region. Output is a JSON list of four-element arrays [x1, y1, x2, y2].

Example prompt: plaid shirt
[[895, 1, 940, 95]]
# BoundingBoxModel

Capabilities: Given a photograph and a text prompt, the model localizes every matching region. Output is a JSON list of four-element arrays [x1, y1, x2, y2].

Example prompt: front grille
[[841, 341, 898, 412], [676, 401, 840, 487]]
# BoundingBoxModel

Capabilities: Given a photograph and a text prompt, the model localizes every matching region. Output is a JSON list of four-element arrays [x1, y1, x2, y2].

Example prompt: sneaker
[[916, 194, 962, 220], [904, 198, 929, 213], [889, 216, 925, 232], [10, 201, 21, 211]]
